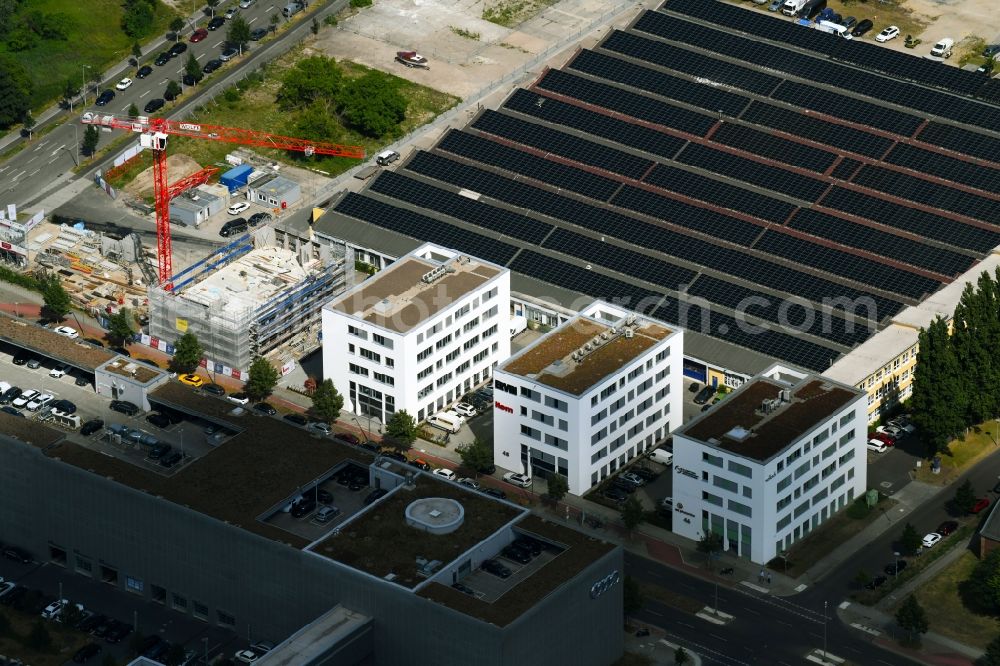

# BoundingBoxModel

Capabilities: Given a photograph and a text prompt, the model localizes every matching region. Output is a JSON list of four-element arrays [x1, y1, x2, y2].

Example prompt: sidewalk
[[840, 601, 983, 665]]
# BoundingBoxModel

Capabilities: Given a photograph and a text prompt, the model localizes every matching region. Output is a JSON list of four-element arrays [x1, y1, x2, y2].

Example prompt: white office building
[[492, 301, 683, 496], [321, 243, 510, 424], [671, 365, 867, 564]]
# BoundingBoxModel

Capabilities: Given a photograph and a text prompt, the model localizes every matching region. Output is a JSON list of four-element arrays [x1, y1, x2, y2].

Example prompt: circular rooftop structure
[[405, 497, 464, 535]]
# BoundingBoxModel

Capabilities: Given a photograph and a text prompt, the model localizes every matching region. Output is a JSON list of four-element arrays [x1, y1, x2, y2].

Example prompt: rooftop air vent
[[624, 329, 634, 339]]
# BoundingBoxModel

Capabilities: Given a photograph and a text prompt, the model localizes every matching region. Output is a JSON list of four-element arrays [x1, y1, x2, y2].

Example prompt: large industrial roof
[[320, 0, 1000, 374]]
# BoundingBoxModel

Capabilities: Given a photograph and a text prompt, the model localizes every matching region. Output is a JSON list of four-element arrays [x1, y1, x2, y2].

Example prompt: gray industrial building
[[248, 174, 301, 210], [168, 186, 223, 228], [0, 380, 623, 666]]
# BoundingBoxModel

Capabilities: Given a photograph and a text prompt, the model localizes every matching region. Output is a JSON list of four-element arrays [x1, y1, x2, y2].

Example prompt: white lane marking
[[48, 156, 59, 164], [214, 40, 225, 48], [248, 16, 257, 24], [12, 170, 26, 181], [28, 169, 39, 177], [51, 144, 66, 155], [140, 90, 151, 98]]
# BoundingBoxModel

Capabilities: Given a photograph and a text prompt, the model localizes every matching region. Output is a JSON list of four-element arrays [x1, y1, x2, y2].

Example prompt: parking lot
[[263, 463, 377, 541]]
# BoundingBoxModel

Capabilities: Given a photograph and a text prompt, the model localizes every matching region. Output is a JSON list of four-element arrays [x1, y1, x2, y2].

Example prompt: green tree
[[0, 54, 32, 131], [106, 309, 135, 347], [294, 100, 342, 143], [385, 410, 418, 444], [170, 331, 203, 373], [546, 473, 568, 502], [623, 575, 643, 617], [63, 78, 80, 104], [270, 12, 280, 31], [206, 0, 220, 16], [169, 17, 185, 38], [311, 17, 319, 34], [675, 646, 690, 665], [41, 274, 71, 321], [954, 479, 977, 514], [227, 16, 251, 49], [128, 103, 139, 118], [456, 438, 492, 475], [22, 111, 34, 139], [697, 531, 723, 557], [967, 549, 1000, 613], [980, 634, 1000, 666], [122, 0, 155, 38], [900, 522, 922, 556], [185, 53, 203, 83], [245, 357, 279, 401], [310, 378, 344, 424], [853, 569, 872, 590], [621, 495, 644, 532], [950, 277, 998, 426], [277, 55, 341, 110], [59, 601, 84, 628], [82, 124, 99, 156], [911, 316, 967, 457], [25, 620, 51, 651], [132, 40, 143, 59], [165, 80, 181, 99], [896, 595, 929, 644], [338, 70, 408, 138]]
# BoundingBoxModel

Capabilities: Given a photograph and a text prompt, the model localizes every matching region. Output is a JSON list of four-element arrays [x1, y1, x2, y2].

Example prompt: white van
[[509, 315, 527, 337], [816, 21, 852, 39], [930, 38, 954, 58], [427, 410, 464, 434], [649, 449, 673, 466]]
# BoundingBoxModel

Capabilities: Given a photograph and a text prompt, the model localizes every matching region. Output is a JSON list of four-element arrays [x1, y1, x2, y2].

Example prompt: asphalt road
[[3, 0, 346, 209], [626, 552, 919, 666]]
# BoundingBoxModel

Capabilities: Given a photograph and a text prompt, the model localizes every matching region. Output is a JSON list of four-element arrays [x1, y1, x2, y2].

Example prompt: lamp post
[[81, 65, 91, 105], [202, 637, 209, 664], [351, 416, 367, 442], [893, 551, 900, 577], [822, 600, 828, 659]]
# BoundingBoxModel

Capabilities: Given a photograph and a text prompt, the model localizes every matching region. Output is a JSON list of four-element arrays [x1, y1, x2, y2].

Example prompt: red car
[[868, 432, 895, 447], [972, 497, 991, 514], [190, 28, 208, 42], [937, 520, 958, 536]]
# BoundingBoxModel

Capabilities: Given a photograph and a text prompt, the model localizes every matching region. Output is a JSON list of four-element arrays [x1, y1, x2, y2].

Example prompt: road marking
[[0, 166, 7, 174], [177, 67, 185, 74], [646, 609, 663, 617], [214, 40, 225, 48], [162, 79, 171, 85], [51, 144, 65, 155], [745, 608, 760, 615], [12, 170, 25, 181], [196, 53, 205, 60], [266, 4, 274, 10], [248, 16, 257, 24], [775, 619, 792, 627], [709, 634, 728, 642], [28, 169, 39, 177], [140, 90, 151, 98], [48, 157, 59, 164]]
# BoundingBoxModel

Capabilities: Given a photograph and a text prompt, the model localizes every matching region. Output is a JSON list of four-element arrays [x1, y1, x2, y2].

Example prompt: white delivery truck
[[650, 449, 674, 466], [781, 0, 807, 17], [509, 315, 528, 337]]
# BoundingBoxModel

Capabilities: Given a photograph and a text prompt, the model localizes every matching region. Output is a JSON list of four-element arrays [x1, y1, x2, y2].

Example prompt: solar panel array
[[328, 5, 1000, 372]]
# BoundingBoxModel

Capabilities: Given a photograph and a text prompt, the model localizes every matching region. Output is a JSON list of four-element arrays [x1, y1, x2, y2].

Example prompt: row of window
[[348, 325, 393, 349], [591, 407, 666, 464], [591, 371, 670, 427], [590, 347, 671, 408]]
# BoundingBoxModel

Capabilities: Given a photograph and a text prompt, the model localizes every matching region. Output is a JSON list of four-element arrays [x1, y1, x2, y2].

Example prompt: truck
[[797, 0, 826, 20], [781, 0, 807, 17], [509, 315, 528, 337]]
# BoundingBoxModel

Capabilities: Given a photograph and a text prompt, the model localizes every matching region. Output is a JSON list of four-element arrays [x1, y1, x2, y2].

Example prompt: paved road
[[4, 0, 347, 210], [626, 552, 919, 666]]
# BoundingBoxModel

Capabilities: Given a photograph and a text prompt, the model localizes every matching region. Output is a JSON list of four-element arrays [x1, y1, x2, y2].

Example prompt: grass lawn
[[893, 550, 1000, 650], [1, 0, 179, 109], [915, 423, 1000, 486], [0, 608, 90, 666], [159, 50, 459, 181], [773, 494, 898, 578]]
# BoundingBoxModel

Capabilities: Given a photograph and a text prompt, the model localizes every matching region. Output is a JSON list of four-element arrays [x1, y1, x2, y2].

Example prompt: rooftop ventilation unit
[[779, 389, 791, 402], [624, 329, 634, 339], [421, 265, 447, 284], [625, 314, 637, 327]]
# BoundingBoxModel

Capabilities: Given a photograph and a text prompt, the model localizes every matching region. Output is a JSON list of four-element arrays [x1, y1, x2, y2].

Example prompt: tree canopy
[[546, 473, 568, 502], [227, 16, 251, 49], [245, 357, 279, 401], [276, 55, 342, 110], [310, 379, 344, 424], [0, 54, 31, 131], [620, 496, 644, 531], [966, 549, 1000, 614], [895, 595, 929, 643], [339, 70, 407, 138], [954, 479, 977, 515], [41, 274, 71, 321], [169, 332, 202, 373], [980, 634, 1000, 666], [106, 309, 135, 347], [122, 0, 156, 38], [900, 522, 922, 556], [456, 438, 492, 475], [385, 410, 418, 444], [185, 53, 203, 83], [82, 124, 99, 156]]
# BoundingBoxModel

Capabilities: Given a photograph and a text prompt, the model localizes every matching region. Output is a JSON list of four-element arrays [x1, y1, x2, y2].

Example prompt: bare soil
[[122, 154, 204, 198]]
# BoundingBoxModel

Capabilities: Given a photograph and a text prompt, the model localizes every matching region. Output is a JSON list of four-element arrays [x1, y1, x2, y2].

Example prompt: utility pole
[[81, 66, 91, 106], [822, 600, 828, 659]]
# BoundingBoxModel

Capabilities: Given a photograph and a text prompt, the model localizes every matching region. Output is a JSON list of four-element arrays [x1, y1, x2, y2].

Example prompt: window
[[520, 425, 541, 440], [776, 495, 792, 512], [455, 303, 470, 319], [417, 346, 433, 362], [544, 433, 567, 450], [776, 515, 791, 531], [728, 500, 752, 517], [484, 287, 498, 301], [435, 334, 453, 350], [76, 555, 92, 574], [483, 324, 498, 338], [360, 347, 380, 363], [484, 304, 499, 319], [218, 610, 236, 628], [446, 349, 459, 363], [520, 387, 541, 402], [702, 491, 723, 507], [126, 576, 144, 594], [463, 317, 480, 333], [776, 474, 792, 492], [713, 476, 738, 493], [532, 410, 554, 426], [347, 325, 367, 340], [349, 363, 368, 377], [193, 600, 209, 620], [373, 372, 394, 386], [417, 366, 433, 380], [544, 396, 568, 412], [463, 335, 481, 352], [728, 460, 752, 479], [373, 333, 392, 349], [702, 452, 723, 468], [172, 594, 187, 611]]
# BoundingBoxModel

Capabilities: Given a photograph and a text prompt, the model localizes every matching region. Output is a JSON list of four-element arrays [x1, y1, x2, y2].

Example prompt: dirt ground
[[321, 0, 634, 99], [122, 154, 203, 198], [901, 0, 1000, 46]]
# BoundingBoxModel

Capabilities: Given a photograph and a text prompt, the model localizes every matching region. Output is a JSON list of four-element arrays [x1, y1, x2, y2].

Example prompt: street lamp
[[822, 600, 828, 659], [893, 551, 900, 577], [202, 637, 209, 665], [81, 65, 91, 106]]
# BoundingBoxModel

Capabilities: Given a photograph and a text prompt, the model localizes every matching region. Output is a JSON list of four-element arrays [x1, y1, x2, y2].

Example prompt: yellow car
[[178, 374, 205, 388]]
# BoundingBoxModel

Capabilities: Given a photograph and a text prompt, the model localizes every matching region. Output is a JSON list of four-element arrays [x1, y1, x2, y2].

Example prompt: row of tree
[[910, 269, 1000, 457]]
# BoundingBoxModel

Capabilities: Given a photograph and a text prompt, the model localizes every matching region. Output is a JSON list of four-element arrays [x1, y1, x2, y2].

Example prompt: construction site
[[147, 225, 354, 372]]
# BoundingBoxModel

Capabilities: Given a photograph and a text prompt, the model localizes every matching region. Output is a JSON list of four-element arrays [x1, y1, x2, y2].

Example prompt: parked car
[[972, 497, 991, 514], [203, 383, 225, 396], [73, 642, 102, 662], [50, 399, 76, 414], [95, 90, 115, 106], [865, 575, 887, 590], [110, 400, 140, 415], [693, 385, 715, 404], [291, 498, 316, 518], [49, 363, 71, 378], [866, 439, 888, 453], [482, 487, 507, 500], [922, 532, 942, 548], [11, 389, 38, 409], [146, 413, 170, 428], [364, 488, 388, 505], [248, 212, 272, 226], [308, 421, 332, 435], [136, 65, 154, 79], [80, 419, 104, 436], [451, 582, 475, 595], [937, 520, 959, 536], [115, 78, 133, 91], [433, 468, 456, 481], [884, 560, 908, 576], [603, 487, 627, 503], [148, 443, 172, 460], [875, 25, 900, 42], [228, 393, 250, 405], [144, 98, 165, 114], [513, 536, 542, 556], [339, 433, 360, 446], [220, 46, 240, 61], [203, 58, 223, 73], [178, 373, 205, 387], [207, 16, 225, 30], [228, 201, 250, 215], [502, 545, 532, 564], [480, 558, 511, 578], [375, 149, 400, 166], [620, 472, 645, 487], [253, 402, 277, 416], [169, 42, 187, 57], [0, 386, 21, 404], [105, 620, 132, 643], [224, 6, 238, 18], [283, 413, 308, 426], [26, 358, 41, 369], [190, 28, 208, 42], [315, 506, 341, 523], [250, 27, 268, 40], [0, 405, 22, 418], [851, 18, 874, 37], [458, 477, 480, 490], [503, 472, 532, 488], [454, 402, 477, 418], [12, 352, 28, 365], [160, 451, 184, 468], [220, 218, 248, 237]]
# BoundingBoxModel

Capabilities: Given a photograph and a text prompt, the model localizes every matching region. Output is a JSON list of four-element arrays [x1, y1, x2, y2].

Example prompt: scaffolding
[[147, 230, 348, 370]]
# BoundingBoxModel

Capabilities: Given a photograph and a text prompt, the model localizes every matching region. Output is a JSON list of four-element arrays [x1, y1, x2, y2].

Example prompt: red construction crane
[[82, 113, 366, 288]]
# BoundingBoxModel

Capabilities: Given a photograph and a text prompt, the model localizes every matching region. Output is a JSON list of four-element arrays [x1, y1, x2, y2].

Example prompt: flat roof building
[[323, 243, 510, 425], [493, 301, 683, 495], [672, 365, 866, 564]]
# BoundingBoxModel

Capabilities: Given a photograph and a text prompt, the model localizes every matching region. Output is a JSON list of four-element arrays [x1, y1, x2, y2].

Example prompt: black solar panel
[[660, 0, 986, 97], [852, 164, 998, 223], [600, 29, 782, 96], [367, 171, 552, 245], [405, 150, 903, 319], [821, 187, 1000, 253], [755, 231, 942, 300], [883, 143, 1000, 194], [830, 157, 863, 181], [687, 274, 873, 348], [675, 142, 829, 202], [741, 103, 894, 159], [542, 228, 698, 291], [711, 123, 837, 173], [771, 81, 923, 136], [472, 109, 654, 180], [334, 193, 519, 265], [535, 69, 716, 137], [567, 49, 751, 118], [437, 129, 621, 201], [504, 88, 687, 160], [915, 122, 1000, 164], [611, 184, 763, 245], [513, 250, 844, 371], [788, 209, 975, 277], [643, 164, 796, 223], [637, 8, 1000, 133]]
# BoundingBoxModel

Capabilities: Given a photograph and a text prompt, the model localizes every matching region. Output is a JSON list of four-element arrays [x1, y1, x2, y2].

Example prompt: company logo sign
[[589, 570, 621, 599], [178, 123, 202, 132], [495, 401, 514, 414]]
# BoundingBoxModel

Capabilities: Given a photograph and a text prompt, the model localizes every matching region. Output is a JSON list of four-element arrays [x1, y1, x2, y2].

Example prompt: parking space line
[[140, 90, 151, 99], [248, 16, 257, 24], [214, 40, 225, 48]]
